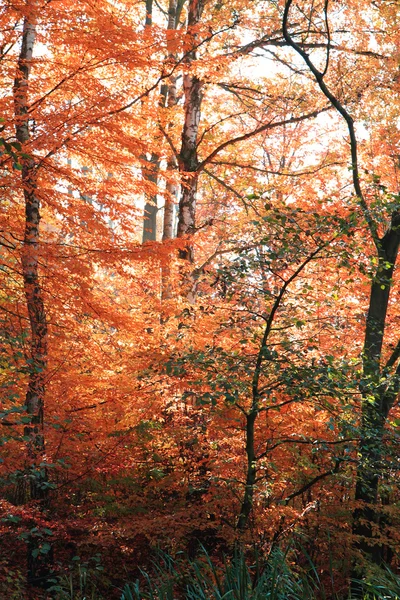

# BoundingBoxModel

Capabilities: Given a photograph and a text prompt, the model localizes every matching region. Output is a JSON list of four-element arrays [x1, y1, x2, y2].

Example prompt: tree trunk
[[237, 412, 257, 531], [162, 0, 181, 242], [142, 152, 159, 242], [13, 3, 51, 586], [281, 0, 400, 575], [177, 76, 202, 248], [141, 0, 159, 243], [353, 213, 400, 573], [176, 0, 204, 262], [163, 154, 178, 241]]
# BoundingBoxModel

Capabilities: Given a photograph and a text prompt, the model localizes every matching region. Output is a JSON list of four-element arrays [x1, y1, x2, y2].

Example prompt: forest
[[1, 0, 400, 597]]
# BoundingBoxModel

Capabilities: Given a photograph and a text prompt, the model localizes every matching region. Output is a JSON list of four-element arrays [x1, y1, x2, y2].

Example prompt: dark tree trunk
[[237, 412, 257, 531], [352, 213, 400, 586]]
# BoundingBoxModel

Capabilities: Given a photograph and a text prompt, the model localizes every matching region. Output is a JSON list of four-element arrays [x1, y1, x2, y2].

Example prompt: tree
[[281, 0, 400, 572]]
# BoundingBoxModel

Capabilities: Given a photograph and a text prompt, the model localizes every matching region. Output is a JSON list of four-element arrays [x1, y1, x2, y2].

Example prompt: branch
[[197, 111, 247, 147], [203, 167, 245, 200], [262, 40, 387, 62], [66, 400, 109, 413], [158, 122, 180, 161], [321, 0, 331, 78], [210, 158, 343, 177], [199, 106, 331, 171], [385, 339, 400, 371], [257, 437, 357, 460], [282, 458, 344, 504], [282, 0, 380, 248], [257, 397, 298, 413]]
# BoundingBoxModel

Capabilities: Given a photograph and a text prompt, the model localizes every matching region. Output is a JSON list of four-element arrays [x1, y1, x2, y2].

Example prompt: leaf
[[40, 542, 52, 554]]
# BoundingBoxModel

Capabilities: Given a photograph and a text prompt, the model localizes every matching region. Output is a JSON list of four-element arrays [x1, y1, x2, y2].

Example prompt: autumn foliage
[[0, 0, 400, 597]]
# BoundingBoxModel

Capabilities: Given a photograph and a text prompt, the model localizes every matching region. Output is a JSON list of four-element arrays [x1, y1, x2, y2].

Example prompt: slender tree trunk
[[235, 244, 332, 532], [237, 412, 257, 531], [160, 0, 185, 300], [176, 0, 204, 262], [13, 3, 51, 586], [163, 155, 178, 241], [141, 0, 159, 243], [142, 152, 159, 242], [162, 0, 180, 242], [161, 154, 178, 302]]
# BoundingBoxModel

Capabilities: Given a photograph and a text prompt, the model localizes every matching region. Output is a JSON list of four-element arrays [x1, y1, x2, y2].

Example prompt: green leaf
[[40, 542, 51, 554], [2, 514, 21, 524]]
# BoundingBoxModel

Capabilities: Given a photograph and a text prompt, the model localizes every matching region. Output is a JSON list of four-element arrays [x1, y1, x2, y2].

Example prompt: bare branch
[[210, 158, 342, 177], [199, 106, 331, 171], [282, 458, 344, 504], [282, 0, 380, 247], [385, 339, 400, 371]]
